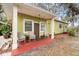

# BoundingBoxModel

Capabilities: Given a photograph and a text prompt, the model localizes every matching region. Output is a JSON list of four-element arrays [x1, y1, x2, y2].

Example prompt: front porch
[[12, 3, 54, 54], [11, 37, 52, 56]]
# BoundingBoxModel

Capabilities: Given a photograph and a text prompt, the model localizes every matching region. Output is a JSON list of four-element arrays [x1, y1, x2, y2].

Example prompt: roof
[[15, 3, 54, 19], [54, 19, 68, 24]]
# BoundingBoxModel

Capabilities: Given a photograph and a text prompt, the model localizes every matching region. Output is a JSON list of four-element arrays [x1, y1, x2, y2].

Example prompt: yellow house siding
[[63, 24, 68, 32], [54, 21, 61, 34], [18, 13, 51, 36], [18, 14, 23, 34], [54, 20, 68, 34], [45, 20, 51, 34]]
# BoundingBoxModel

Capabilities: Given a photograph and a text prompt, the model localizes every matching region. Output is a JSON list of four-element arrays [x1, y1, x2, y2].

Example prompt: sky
[[54, 4, 79, 27]]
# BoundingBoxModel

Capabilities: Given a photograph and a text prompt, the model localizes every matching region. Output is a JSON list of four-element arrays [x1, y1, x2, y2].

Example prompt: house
[[14, 3, 55, 50], [1, 3, 68, 50], [17, 3, 55, 39], [0, 3, 69, 55], [1, 3, 55, 50], [54, 19, 68, 35]]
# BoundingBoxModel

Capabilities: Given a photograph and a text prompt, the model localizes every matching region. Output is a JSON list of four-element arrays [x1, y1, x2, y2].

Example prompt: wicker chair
[[17, 32, 26, 45], [29, 34, 36, 40], [0, 38, 12, 54]]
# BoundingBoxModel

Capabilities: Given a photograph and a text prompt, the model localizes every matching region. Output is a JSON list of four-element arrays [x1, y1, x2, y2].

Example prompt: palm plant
[[0, 4, 11, 38], [0, 24, 11, 38]]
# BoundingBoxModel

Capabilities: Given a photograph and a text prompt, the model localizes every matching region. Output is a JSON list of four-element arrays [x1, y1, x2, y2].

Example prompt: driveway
[[18, 33, 79, 56]]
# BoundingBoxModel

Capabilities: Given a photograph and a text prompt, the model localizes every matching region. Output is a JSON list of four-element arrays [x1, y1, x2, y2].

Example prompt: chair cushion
[[29, 35, 36, 39]]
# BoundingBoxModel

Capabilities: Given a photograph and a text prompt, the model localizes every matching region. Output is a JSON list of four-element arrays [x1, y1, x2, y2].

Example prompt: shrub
[[0, 29, 2, 35], [1, 24, 10, 35], [0, 24, 2, 35], [67, 28, 76, 36]]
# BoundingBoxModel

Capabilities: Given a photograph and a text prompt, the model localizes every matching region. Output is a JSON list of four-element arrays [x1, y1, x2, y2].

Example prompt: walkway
[[18, 33, 79, 56]]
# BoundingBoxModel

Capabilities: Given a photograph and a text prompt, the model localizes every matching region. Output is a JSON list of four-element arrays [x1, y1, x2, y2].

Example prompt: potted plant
[[1, 24, 11, 39], [41, 34, 46, 39], [24, 34, 29, 42], [49, 34, 51, 38]]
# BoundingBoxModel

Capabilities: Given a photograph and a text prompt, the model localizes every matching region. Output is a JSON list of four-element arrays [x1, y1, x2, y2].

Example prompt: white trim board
[[23, 19, 34, 34], [39, 22, 46, 33]]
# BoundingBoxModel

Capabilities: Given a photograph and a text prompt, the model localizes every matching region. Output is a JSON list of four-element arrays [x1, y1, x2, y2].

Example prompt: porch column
[[51, 18, 54, 39], [12, 6, 18, 50]]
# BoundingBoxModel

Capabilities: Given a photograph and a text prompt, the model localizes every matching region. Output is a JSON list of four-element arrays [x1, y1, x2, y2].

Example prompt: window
[[24, 20, 33, 32], [40, 23, 45, 32], [59, 24, 62, 28]]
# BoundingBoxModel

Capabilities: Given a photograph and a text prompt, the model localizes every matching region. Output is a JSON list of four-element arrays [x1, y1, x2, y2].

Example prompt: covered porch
[[12, 3, 55, 54]]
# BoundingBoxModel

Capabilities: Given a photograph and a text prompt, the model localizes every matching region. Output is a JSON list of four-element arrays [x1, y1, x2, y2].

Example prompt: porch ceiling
[[15, 4, 54, 19]]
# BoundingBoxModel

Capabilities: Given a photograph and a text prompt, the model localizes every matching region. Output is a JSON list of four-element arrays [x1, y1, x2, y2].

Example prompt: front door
[[34, 23, 39, 39]]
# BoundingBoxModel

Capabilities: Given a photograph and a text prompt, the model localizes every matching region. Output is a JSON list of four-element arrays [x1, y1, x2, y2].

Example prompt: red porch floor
[[11, 37, 53, 56]]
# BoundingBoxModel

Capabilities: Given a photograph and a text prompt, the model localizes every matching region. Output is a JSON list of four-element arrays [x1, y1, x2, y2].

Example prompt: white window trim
[[23, 19, 34, 33], [40, 22, 46, 32]]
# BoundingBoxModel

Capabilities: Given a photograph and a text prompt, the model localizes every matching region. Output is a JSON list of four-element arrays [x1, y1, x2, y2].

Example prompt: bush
[[67, 28, 76, 36], [0, 24, 2, 36], [1, 24, 10, 35], [0, 29, 2, 35]]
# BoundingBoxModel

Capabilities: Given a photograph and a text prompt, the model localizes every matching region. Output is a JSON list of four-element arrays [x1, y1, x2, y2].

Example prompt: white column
[[12, 6, 18, 50], [51, 18, 54, 39]]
